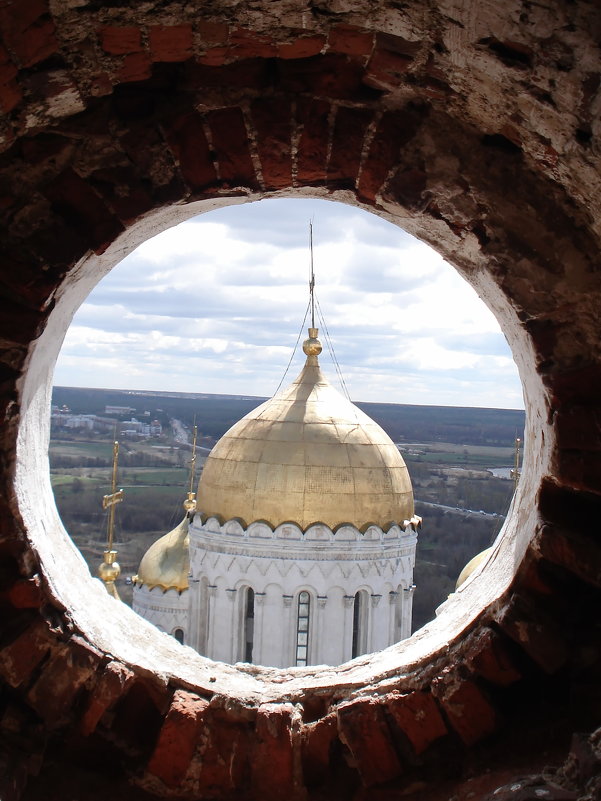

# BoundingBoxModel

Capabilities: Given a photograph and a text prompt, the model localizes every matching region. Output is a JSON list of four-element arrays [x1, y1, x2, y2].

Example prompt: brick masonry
[[0, 2, 600, 800]]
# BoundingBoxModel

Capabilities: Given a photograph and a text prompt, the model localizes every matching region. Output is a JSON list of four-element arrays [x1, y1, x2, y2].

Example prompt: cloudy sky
[[54, 197, 524, 410]]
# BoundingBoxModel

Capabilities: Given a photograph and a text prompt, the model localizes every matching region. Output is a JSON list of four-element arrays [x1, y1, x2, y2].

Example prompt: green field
[[50, 440, 116, 459]]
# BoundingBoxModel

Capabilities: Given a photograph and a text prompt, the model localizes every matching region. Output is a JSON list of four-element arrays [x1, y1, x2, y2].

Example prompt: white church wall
[[132, 584, 189, 643], [187, 516, 418, 668]]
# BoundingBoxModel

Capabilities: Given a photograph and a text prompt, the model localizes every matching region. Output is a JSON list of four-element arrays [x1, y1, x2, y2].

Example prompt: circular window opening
[[16, 195, 540, 698]]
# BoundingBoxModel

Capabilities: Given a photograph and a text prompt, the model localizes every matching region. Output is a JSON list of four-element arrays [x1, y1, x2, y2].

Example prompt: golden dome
[[134, 517, 190, 592], [455, 547, 492, 589], [197, 339, 414, 530]]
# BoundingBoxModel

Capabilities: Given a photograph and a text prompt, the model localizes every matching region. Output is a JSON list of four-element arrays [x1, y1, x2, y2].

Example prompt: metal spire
[[303, 221, 322, 359], [99, 439, 124, 599], [309, 221, 315, 330], [184, 423, 198, 515]]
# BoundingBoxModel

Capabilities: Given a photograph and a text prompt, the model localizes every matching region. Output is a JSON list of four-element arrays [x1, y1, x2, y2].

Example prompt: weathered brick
[[0, 80, 21, 113], [251, 97, 292, 189], [147, 690, 208, 788], [432, 676, 497, 746], [328, 25, 374, 58], [99, 26, 142, 55], [23, 216, 89, 272], [538, 479, 601, 536], [207, 107, 259, 189], [186, 58, 271, 90], [0, 45, 17, 85], [43, 168, 124, 253], [0, 0, 58, 68], [89, 72, 113, 98], [385, 691, 447, 755], [556, 405, 601, 452], [230, 28, 276, 59], [385, 166, 428, 210], [328, 105, 372, 188], [464, 629, 522, 687], [197, 46, 229, 67], [551, 364, 601, 406], [4, 576, 42, 609], [27, 638, 102, 727], [26, 69, 84, 118], [364, 35, 421, 91], [118, 52, 152, 83], [536, 525, 601, 588], [0, 299, 48, 345], [90, 166, 154, 223], [0, 618, 53, 688], [198, 20, 228, 44], [279, 53, 382, 101], [296, 97, 331, 185], [496, 590, 569, 673], [165, 111, 217, 191], [278, 35, 325, 60], [252, 703, 296, 801], [192, 706, 250, 794], [111, 679, 168, 758], [149, 25, 193, 62], [301, 712, 338, 787], [358, 107, 425, 202], [337, 697, 402, 786], [80, 660, 134, 736]]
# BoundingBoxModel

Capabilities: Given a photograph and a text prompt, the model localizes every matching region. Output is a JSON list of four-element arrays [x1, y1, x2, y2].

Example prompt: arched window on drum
[[295, 591, 311, 667], [244, 587, 255, 663]]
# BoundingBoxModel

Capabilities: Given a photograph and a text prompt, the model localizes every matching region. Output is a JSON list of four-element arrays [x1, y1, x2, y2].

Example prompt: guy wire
[[272, 298, 311, 397]]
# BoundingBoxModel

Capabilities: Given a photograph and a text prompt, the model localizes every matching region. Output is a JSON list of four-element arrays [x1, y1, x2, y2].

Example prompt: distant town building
[[133, 328, 420, 668], [51, 412, 117, 433], [104, 405, 136, 415], [51, 411, 161, 438], [121, 417, 162, 438]]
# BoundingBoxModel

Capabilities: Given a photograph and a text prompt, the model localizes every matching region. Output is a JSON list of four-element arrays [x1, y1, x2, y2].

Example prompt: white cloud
[[53, 198, 524, 409]]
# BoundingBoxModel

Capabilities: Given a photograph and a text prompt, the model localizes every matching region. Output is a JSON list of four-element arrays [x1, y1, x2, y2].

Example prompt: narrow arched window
[[173, 628, 184, 645], [295, 591, 310, 666], [244, 587, 255, 663], [351, 591, 363, 658]]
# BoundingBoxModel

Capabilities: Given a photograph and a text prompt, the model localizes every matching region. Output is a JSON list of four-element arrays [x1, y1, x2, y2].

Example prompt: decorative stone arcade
[[1, 2, 601, 800]]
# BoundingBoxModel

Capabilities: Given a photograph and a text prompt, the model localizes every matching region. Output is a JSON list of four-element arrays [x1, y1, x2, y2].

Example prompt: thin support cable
[[315, 296, 352, 401], [272, 298, 311, 397]]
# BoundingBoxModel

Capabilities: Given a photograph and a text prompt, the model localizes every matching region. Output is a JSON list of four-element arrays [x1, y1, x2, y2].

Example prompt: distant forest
[[52, 386, 525, 447]]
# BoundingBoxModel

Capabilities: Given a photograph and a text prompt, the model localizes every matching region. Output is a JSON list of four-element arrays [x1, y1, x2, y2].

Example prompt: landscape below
[[51, 385, 524, 631]]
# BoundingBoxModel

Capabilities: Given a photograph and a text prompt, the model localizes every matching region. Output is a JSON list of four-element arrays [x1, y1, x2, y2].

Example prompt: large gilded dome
[[196, 333, 414, 530]]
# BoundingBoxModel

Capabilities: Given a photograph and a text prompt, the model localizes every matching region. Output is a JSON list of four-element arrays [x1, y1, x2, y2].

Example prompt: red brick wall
[[0, 3, 601, 799]]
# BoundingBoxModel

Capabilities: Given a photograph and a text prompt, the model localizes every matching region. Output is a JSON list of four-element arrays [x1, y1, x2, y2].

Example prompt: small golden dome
[[197, 339, 414, 530], [455, 547, 492, 589], [135, 517, 190, 592]]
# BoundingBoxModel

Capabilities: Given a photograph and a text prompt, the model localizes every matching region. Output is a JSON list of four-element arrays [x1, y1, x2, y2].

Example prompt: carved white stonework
[[132, 583, 189, 644], [181, 515, 417, 668]]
